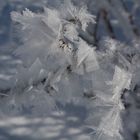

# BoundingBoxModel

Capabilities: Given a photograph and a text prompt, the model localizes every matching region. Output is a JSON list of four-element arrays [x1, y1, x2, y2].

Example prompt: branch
[[101, 8, 116, 39]]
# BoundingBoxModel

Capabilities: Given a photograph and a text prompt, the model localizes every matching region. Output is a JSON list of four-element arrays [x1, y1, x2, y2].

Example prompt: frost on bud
[[60, 0, 95, 31]]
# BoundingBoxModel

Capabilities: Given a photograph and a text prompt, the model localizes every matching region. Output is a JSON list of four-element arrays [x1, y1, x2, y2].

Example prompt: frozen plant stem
[[1, 1, 140, 140]]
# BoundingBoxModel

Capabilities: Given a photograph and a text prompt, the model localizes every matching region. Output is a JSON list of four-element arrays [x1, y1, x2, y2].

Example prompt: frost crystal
[[1, 1, 138, 140]]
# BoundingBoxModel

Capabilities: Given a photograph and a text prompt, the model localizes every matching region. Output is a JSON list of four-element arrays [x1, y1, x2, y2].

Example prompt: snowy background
[[0, 0, 140, 140]]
